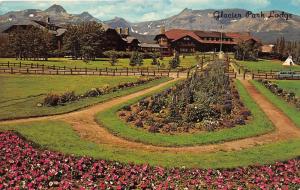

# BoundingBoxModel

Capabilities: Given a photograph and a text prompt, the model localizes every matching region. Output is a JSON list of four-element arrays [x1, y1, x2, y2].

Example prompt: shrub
[[148, 125, 159, 133], [126, 114, 135, 122], [151, 57, 159, 65], [169, 56, 180, 69], [85, 88, 100, 97], [222, 103, 232, 114], [235, 118, 246, 125], [149, 95, 166, 113], [134, 120, 143, 128], [184, 104, 214, 122], [103, 50, 119, 66], [130, 51, 144, 66], [119, 112, 126, 117], [122, 105, 131, 111], [202, 119, 219, 131], [139, 99, 149, 109], [44, 93, 60, 106], [60, 91, 77, 104]]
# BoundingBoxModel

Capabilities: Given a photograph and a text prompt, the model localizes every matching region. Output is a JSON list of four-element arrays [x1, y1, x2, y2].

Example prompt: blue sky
[[0, 0, 299, 22]]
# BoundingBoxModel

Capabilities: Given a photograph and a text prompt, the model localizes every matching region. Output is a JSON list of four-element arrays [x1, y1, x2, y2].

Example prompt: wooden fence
[[0, 67, 179, 77], [0, 61, 196, 77], [252, 73, 300, 80]]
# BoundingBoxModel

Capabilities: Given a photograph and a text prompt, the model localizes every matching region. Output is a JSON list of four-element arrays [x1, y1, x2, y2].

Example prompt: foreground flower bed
[[0, 132, 299, 189], [119, 61, 250, 134]]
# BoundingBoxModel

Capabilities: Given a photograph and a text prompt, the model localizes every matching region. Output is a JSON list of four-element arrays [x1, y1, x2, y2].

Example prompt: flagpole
[[220, 24, 223, 52]]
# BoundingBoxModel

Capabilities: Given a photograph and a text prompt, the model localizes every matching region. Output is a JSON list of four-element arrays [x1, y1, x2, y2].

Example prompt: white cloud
[[292, 0, 300, 6], [140, 12, 161, 21]]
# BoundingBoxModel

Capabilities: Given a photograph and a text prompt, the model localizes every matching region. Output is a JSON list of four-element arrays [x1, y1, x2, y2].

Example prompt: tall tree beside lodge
[[63, 22, 106, 60], [0, 34, 12, 57], [8, 27, 53, 60], [234, 40, 260, 61]]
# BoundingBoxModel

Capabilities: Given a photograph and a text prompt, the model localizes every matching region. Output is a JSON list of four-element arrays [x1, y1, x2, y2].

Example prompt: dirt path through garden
[[1, 77, 300, 154]]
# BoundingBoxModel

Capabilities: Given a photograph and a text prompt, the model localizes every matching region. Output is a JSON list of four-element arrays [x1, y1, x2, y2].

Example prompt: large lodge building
[[154, 28, 259, 56]]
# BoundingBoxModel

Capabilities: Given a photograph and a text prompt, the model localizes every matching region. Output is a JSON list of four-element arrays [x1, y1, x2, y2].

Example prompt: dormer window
[[184, 37, 190, 41]]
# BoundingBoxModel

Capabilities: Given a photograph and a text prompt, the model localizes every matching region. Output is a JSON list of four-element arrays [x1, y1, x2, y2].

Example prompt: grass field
[[0, 56, 201, 69], [1, 120, 299, 169], [95, 80, 274, 146], [273, 80, 300, 97], [0, 74, 170, 120], [238, 60, 300, 72], [252, 80, 300, 128]]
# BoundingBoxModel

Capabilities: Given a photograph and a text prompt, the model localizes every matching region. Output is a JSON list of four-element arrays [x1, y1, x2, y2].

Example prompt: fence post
[[126, 67, 129, 76], [265, 73, 267, 79], [154, 70, 156, 76], [26, 68, 29, 74], [56, 68, 59, 75], [31, 63, 33, 68], [71, 69, 73, 75], [252, 73, 254, 79], [243, 72, 246, 80], [113, 69, 115, 76], [238, 68, 240, 74], [10, 67, 13, 74], [19, 62, 21, 68]]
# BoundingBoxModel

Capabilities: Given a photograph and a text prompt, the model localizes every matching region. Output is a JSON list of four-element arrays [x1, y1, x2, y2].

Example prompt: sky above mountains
[[0, 0, 299, 22]]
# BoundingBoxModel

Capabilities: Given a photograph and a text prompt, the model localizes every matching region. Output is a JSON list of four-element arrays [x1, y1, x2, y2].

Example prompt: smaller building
[[260, 44, 275, 54], [115, 27, 140, 51], [140, 43, 161, 52], [2, 18, 66, 50]]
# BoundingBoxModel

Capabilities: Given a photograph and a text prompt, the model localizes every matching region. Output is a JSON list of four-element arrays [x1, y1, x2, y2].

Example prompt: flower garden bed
[[43, 76, 162, 106], [258, 80, 300, 110], [118, 62, 251, 134], [0, 131, 299, 189]]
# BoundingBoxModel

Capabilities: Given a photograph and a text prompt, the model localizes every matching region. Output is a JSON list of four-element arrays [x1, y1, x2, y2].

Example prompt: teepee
[[282, 56, 295, 66]]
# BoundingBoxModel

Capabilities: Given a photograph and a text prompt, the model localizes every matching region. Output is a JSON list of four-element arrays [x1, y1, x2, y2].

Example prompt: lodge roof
[[156, 29, 258, 45], [1, 20, 66, 37]]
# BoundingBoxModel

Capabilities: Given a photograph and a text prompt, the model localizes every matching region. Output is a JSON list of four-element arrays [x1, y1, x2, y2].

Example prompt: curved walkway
[[1, 78, 300, 154]]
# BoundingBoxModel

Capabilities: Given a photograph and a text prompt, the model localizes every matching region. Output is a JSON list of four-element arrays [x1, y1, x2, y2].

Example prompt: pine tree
[[129, 51, 143, 66]]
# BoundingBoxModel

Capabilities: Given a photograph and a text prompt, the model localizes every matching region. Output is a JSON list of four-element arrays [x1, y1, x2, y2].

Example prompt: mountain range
[[1, 4, 300, 43]]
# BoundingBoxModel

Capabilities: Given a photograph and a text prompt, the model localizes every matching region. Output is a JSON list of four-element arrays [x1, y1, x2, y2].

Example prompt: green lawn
[[1, 120, 299, 169], [273, 80, 300, 97], [0, 56, 199, 70], [238, 59, 300, 72], [95, 80, 274, 147], [0, 74, 138, 102], [252, 80, 300, 128], [0, 74, 170, 120]]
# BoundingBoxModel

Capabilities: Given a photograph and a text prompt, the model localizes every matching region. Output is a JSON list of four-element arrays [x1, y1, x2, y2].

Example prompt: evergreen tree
[[169, 51, 180, 68], [129, 51, 143, 66], [63, 22, 106, 60]]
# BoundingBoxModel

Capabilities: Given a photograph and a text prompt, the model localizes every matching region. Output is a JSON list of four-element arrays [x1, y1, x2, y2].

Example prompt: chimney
[[115, 27, 122, 35], [124, 27, 129, 36], [46, 16, 50, 24], [160, 26, 165, 34]]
